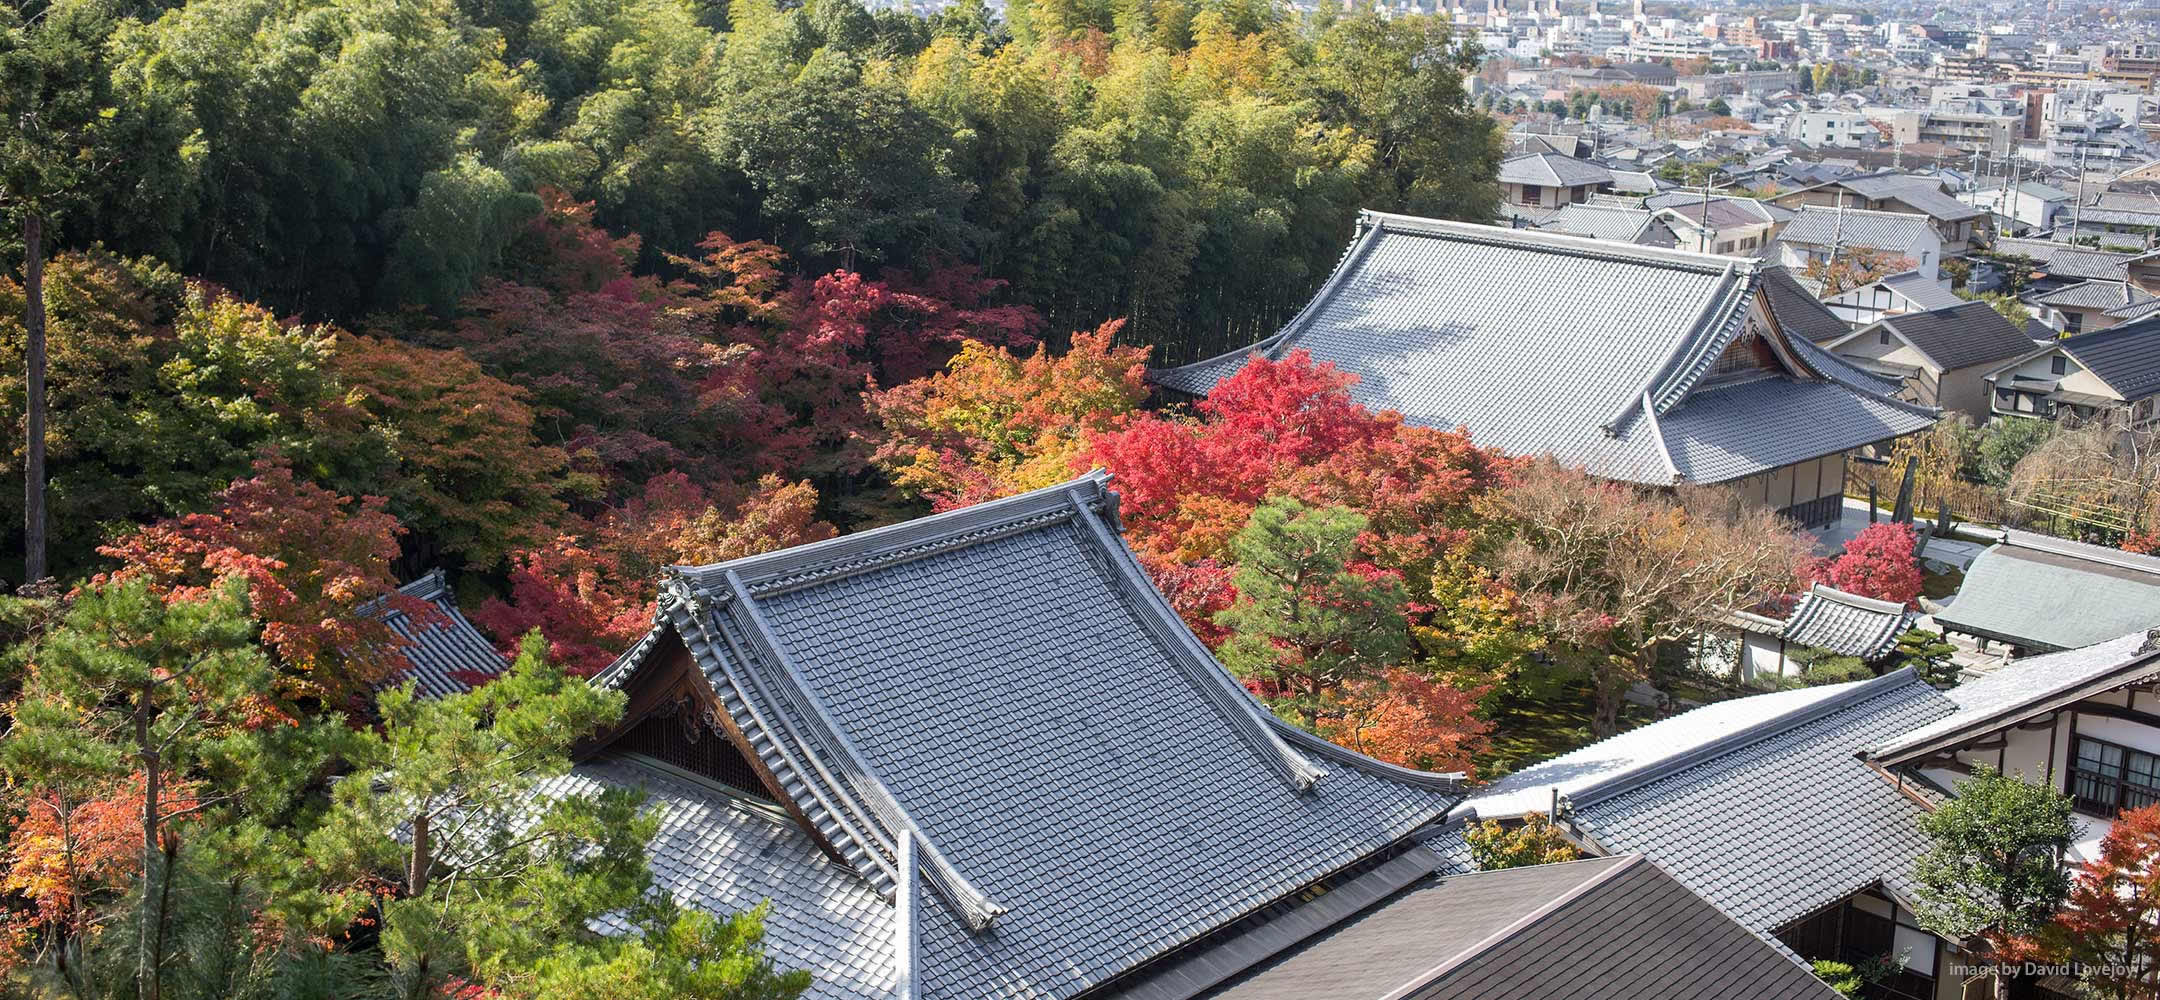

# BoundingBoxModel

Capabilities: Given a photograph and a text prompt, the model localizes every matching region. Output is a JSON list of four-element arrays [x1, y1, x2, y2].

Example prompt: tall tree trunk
[[22, 210, 47, 585], [406, 811, 431, 897], [134, 690, 161, 1000]]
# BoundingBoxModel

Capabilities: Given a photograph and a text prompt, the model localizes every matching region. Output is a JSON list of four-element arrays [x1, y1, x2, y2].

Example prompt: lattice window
[[1710, 335, 1765, 377], [615, 700, 771, 800]]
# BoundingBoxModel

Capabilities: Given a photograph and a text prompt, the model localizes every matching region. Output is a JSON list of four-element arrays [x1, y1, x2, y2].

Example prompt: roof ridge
[[1267, 717, 1465, 792], [1378, 855, 1645, 1000], [1795, 204, 1933, 220], [1648, 263, 1765, 414], [395, 568, 451, 602], [2000, 530, 2160, 577], [675, 472, 1115, 595], [1807, 583, 1911, 615], [707, 569, 1011, 931], [1556, 669, 1929, 813], [1639, 393, 1682, 483], [1814, 583, 1918, 613], [1360, 210, 1758, 273]]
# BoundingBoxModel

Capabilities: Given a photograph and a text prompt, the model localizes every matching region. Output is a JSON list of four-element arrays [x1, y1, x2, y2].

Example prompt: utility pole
[[2071, 134, 2091, 242]]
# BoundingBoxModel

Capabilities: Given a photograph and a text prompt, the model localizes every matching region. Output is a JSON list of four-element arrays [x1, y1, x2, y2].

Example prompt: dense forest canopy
[[12, 0, 1500, 358]]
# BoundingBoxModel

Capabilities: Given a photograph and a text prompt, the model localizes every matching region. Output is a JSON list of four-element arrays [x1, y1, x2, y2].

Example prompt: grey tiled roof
[[1540, 203, 1657, 243], [1868, 631, 2158, 766], [2033, 278, 2150, 311], [1779, 584, 1913, 660], [1563, 671, 1953, 931], [1148, 213, 1937, 485], [1759, 265, 1859, 346], [1835, 172, 1986, 223], [1776, 206, 1937, 253], [377, 570, 507, 698], [1203, 855, 1839, 1000], [1456, 680, 1886, 821], [1655, 374, 1932, 483], [2107, 296, 2160, 322], [547, 757, 899, 1000], [1875, 270, 1966, 312], [1863, 301, 2041, 373], [1661, 197, 1779, 230], [1990, 238, 2134, 282], [606, 475, 1464, 1000], [2056, 317, 2160, 402], [1788, 333, 1902, 393], [1935, 539, 2160, 651], [1496, 152, 1614, 188]]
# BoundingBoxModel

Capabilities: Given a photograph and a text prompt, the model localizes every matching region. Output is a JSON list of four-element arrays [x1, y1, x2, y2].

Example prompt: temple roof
[[1449, 670, 1955, 932], [1151, 213, 1936, 485], [1934, 535, 2160, 652], [596, 474, 1464, 1000], [378, 570, 507, 698], [1201, 855, 1839, 1000], [1779, 584, 1913, 661], [1868, 631, 2159, 767], [1758, 264, 1857, 346]]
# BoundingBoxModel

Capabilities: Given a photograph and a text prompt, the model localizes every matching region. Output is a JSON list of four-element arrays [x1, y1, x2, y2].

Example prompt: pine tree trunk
[[135, 691, 161, 1000], [406, 811, 431, 897], [22, 210, 47, 585]]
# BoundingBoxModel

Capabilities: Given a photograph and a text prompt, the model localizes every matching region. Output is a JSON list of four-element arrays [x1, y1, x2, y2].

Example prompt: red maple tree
[[1082, 351, 1515, 633], [2053, 804, 2160, 998], [1815, 521, 1924, 607], [473, 473, 836, 675]]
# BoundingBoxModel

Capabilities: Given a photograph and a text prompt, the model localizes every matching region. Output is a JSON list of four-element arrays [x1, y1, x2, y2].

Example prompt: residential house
[[1989, 237, 2138, 297], [2027, 277, 2160, 335], [1496, 152, 1615, 214], [1934, 533, 2160, 655], [1150, 213, 1939, 528], [1506, 131, 1592, 158], [1538, 202, 1678, 247], [374, 569, 506, 698], [1654, 198, 1784, 255], [1957, 181, 2073, 234], [1773, 206, 1944, 280], [2059, 189, 2160, 244], [1982, 317, 2160, 425], [1771, 172, 1988, 254], [567, 474, 1826, 1000], [1607, 168, 1662, 196], [1823, 301, 2043, 421], [1820, 270, 1966, 326]]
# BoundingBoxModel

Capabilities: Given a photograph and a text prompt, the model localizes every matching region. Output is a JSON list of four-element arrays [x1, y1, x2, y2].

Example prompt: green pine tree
[[1215, 497, 1411, 730]]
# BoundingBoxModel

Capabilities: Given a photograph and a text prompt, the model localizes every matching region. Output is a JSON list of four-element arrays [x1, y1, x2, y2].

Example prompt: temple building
[[376, 569, 507, 697], [562, 474, 1837, 999], [1151, 212, 1939, 527]]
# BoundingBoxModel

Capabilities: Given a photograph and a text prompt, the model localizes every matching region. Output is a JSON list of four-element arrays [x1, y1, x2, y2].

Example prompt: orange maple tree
[[97, 460, 424, 702]]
